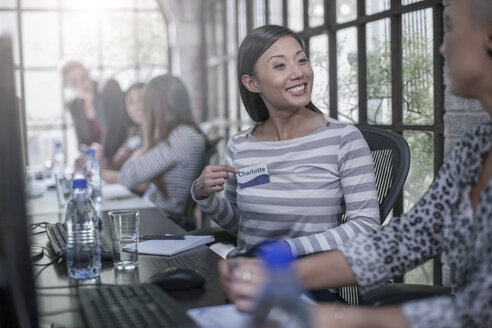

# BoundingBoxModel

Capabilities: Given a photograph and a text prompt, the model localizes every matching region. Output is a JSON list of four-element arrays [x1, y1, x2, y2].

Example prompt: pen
[[140, 234, 186, 240]]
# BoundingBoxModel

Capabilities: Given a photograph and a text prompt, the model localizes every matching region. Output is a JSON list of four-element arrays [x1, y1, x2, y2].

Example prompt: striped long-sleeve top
[[192, 115, 380, 257], [120, 125, 205, 216]]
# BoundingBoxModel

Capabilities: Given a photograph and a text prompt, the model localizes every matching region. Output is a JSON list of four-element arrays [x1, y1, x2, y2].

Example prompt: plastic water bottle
[[83, 148, 102, 205], [250, 241, 312, 328], [51, 141, 65, 177], [65, 178, 101, 279]]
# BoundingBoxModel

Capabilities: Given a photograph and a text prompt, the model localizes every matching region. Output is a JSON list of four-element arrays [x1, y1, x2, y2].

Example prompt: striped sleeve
[[285, 124, 380, 257], [191, 138, 241, 236], [120, 127, 193, 188]]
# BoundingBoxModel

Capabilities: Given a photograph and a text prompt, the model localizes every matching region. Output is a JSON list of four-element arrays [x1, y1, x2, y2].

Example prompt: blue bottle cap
[[72, 178, 87, 189], [86, 149, 96, 156], [257, 240, 292, 271]]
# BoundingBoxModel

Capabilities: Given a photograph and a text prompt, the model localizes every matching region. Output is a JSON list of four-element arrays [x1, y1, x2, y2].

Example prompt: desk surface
[[27, 184, 156, 217], [31, 206, 228, 327]]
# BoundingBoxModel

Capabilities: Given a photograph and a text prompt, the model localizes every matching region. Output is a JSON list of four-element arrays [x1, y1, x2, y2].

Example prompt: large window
[[0, 0, 168, 167], [201, 0, 444, 285]]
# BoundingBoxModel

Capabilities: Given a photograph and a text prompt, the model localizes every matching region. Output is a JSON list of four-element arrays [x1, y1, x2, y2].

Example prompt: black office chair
[[337, 126, 411, 305], [182, 136, 224, 231]]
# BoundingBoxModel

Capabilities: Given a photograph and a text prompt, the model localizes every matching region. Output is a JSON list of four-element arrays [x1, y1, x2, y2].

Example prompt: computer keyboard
[[78, 284, 198, 328], [46, 222, 113, 261]]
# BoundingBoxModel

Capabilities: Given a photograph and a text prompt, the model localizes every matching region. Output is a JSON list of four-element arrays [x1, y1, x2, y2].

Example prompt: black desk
[[31, 207, 228, 327]]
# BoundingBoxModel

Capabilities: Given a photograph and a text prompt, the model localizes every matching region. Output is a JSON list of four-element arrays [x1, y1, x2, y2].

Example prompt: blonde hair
[[59, 60, 88, 85]]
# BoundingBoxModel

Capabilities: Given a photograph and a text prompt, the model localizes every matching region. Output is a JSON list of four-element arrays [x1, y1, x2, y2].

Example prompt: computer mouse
[[149, 267, 206, 291]]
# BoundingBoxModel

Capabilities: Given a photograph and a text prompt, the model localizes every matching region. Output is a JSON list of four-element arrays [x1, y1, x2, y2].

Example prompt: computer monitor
[[0, 35, 39, 327]]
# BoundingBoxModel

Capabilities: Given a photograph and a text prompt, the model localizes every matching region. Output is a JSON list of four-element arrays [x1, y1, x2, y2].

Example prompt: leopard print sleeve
[[337, 125, 481, 294], [402, 182, 492, 328]]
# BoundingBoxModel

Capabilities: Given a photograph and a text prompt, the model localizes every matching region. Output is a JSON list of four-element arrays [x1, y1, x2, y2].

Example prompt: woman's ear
[[241, 75, 261, 93]]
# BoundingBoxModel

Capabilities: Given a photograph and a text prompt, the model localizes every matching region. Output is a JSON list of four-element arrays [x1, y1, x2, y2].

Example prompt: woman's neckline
[[245, 114, 331, 143]]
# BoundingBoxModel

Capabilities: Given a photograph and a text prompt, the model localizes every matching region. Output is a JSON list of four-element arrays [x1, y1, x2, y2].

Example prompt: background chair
[[180, 136, 224, 230], [337, 126, 411, 305]]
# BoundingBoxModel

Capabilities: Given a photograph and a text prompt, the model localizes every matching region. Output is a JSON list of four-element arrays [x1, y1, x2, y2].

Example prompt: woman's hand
[[218, 257, 265, 313], [101, 169, 119, 183], [195, 165, 237, 200]]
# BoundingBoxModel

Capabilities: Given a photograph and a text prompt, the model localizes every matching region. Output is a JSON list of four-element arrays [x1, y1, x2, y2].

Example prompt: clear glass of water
[[108, 209, 140, 270]]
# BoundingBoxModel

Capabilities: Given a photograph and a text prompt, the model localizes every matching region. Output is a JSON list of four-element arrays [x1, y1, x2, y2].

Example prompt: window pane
[[217, 64, 226, 136], [0, 0, 16, 8], [308, 0, 324, 28], [337, 0, 356, 24], [288, 0, 303, 32], [27, 129, 64, 166], [22, 0, 58, 9], [309, 34, 329, 115], [137, 65, 167, 83], [238, 0, 247, 43], [62, 0, 134, 10], [402, 130, 434, 286], [62, 12, 99, 67], [366, 0, 390, 15], [214, 2, 225, 55], [15, 70, 22, 98], [337, 27, 358, 123], [253, 0, 266, 28], [402, 9, 434, 125], [227, 0, 237, 56], [22, 12, 59, 68], [101, 12, 135, 66], [137, 12, 167, 65], [24, 71, 62, 123], [405, 259, 433, 285], [269, 0, 283, 25], [402, 0, 424, 5], [138, 0, 158, 9], [366, 18, 392, 125], [403, 130, 434, 212], [0, 12, 19, 65], [207, 66, 218, 120], [228, 59, 238, 125]]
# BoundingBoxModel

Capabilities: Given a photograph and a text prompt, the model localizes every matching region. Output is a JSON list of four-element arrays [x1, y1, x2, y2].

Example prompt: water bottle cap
[[86, 149, 96, 156], [72, 178, 87, 189], [54, 140, 62, 148], [257, 240, 292, 270]]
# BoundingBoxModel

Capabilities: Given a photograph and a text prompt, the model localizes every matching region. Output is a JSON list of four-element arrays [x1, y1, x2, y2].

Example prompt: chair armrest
[[360, 283, 451, 306]]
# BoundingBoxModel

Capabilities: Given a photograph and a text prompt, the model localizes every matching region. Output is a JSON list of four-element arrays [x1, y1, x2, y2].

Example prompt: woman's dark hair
[[142, 74, 204, 199], [142, 74, 200, 149], [237, 25, 321, 123]]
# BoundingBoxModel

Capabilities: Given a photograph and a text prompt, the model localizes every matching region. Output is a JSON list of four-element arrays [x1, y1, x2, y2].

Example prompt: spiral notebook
[[125, 235, 215, 256]]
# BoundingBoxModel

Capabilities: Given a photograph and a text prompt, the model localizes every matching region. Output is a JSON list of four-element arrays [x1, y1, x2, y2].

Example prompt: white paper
[[102, 183, 134, 200], [125, 235, 215, 256], [187, 304, 251, 328]]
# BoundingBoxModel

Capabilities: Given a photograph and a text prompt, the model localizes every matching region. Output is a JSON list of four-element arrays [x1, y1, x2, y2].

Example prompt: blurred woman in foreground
[[220, 0, 492, 327]]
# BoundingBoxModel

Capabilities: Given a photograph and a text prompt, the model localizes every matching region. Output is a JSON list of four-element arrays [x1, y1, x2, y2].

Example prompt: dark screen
[[0, 35, 38, 328]]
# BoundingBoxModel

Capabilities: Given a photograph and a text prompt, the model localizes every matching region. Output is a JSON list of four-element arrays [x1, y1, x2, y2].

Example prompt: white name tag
[[237, 163, 270, 189]]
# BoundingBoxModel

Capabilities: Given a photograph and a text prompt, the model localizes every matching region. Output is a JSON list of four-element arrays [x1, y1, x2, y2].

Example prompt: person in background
[[119, 74, 206, 226], [101, 82, 145, 188], [192, 25, 380, 259], [60, 60, 131, 163], [219, 0, 492, 327]]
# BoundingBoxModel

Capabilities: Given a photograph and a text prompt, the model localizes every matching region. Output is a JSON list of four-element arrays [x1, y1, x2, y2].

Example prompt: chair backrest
[[358, 126, 411, 224], [181, 136, 224, 230], [337, 126, 410, 306]]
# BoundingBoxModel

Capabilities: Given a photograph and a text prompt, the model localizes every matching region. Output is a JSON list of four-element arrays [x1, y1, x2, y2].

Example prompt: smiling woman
[[192, 25, 380, 260]]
